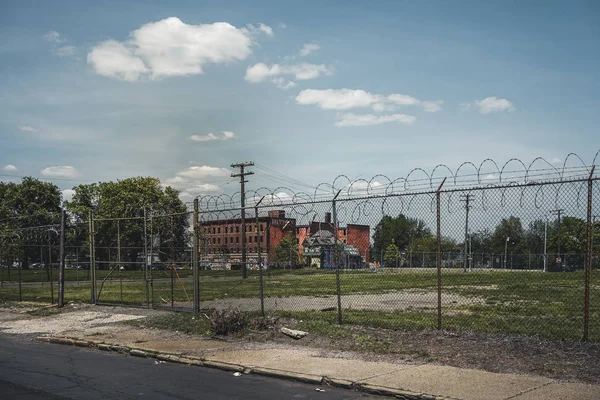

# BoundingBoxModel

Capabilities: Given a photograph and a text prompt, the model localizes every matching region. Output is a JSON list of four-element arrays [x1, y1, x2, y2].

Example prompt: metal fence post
[[193, 199, 200, 313], [143, 207, 149, 308], [436, 177, 446, 330], [333, 190, 342, 325], [255, 196, 266, 317], [58, 210, 65, 308], [89, 210, 96, 304], [584, 166, 595, 341]]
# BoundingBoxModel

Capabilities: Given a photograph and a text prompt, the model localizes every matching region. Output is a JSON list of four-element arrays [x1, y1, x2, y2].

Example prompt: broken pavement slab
[[359, 365, 553, 400], [280, 327, 308, 339]]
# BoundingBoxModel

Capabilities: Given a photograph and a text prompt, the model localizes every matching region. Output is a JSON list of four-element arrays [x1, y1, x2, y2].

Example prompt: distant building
[[302, 230, 362, 269], [296, 212, 370, 265], [200, 210, 296, 269], [200, 210, 370, 269]]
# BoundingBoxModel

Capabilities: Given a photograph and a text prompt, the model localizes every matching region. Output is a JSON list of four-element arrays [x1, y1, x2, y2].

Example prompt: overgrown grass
[[125, 312, 212, 335], [3, 268, 600, 341]]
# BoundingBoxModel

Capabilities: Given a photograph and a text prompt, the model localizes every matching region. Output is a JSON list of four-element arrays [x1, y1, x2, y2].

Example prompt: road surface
[[0, 336, 377, 399]]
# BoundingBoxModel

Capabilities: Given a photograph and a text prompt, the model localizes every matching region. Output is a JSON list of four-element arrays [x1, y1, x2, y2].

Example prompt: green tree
[[0, 178, 62, 269], [383, 242, 400, 267], [372, 214, 432, 261], [409, 236, 457, 253], [491, 216, 525, 255], [274, 233, 300, 265], [470, 229, 492, 254], [65, 177, 189, 269]]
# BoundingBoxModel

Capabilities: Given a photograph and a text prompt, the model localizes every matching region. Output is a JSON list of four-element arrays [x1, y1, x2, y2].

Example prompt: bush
[[210, 308, 246, 335]]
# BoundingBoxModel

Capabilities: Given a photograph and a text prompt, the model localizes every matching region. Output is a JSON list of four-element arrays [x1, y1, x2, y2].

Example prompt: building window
[[225, 227, 228, 234], [212, 228, 216, 234], [260, 224, 264, 231], [236, 226, 239, 233], [218, 227, 220, 234], [217, 238, 221, 244], [236, 237, 239, 243], [260, 236, 263, 242]]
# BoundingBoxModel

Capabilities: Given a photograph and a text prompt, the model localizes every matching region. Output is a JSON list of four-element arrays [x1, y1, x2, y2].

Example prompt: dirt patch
[[195, 289, 481, 312]]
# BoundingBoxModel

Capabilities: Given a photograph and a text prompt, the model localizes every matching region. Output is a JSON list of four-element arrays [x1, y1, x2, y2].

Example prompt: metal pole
[[255, 196, 266, 317], [58, 210, 65, 308], [584, 167, 594, 341], [544, 217, 548, 272], [118, 221, 122, 305], [48, 236, 54, 303], [436, 177, 446, 330], [193, 199, 200, 313], [143, 208, 149, 308], [89, 210, 96, 304], [333, 190, 342, 325], [171, 217, 175, 308]]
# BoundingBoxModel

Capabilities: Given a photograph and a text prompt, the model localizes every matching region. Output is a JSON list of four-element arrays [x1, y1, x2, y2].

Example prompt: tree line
[[0, 177, 188, 269], [372, 213, 599, 269]]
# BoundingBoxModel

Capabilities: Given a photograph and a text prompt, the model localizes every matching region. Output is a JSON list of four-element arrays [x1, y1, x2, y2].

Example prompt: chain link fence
[[2, 161, 599, 341]]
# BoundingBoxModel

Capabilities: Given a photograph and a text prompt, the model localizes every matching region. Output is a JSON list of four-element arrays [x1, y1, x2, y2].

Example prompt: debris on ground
[[280, 327, 308, 340], [233, 372, 242, 377]]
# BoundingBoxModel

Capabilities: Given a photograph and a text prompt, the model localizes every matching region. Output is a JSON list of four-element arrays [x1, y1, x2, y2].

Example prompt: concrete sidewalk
[[37, 331, 600, 400]]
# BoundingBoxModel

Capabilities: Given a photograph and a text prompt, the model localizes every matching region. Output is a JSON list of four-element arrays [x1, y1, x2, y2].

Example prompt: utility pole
[[550, 209, 564, 271], [460, 194, 474, 272], [231, 162, 254, 279]]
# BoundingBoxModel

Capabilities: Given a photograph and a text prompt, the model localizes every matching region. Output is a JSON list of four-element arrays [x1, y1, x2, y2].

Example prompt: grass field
[[1, 268, 598, 341]]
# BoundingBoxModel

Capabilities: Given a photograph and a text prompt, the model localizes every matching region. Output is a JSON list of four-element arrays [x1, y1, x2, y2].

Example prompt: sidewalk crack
[[503, 379, 555, 400]]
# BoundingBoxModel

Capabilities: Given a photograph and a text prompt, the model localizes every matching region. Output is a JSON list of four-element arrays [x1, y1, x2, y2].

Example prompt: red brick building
[[201, 210, 370, 269], [200, 210, 296, 269]]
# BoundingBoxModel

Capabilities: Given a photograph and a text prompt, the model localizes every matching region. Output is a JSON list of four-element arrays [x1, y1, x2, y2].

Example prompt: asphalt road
[[0, 336, 378, 399]]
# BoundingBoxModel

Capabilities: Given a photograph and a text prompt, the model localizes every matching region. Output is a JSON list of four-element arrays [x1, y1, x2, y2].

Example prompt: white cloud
[[163, 165, 230, 200], [550, 157, 562, 164], [176, 165, 230, 180], [299, 43, 320, 56], [258, 23, 274, 37], [61, 189, 75, 202], [55, 46, 75, 57], [278, 23, 287, 29], [484, 174, 497, 180], [272, 77, 297, 89], [189, 131, 237, 141], [18, 125, 38, 132], [335, 113, 416, 127], [40, 166, 80, 178], [245, 62, 333, 88], [348, 180, 384, 191], [296, 89, 377, 110], [3, 165, 17, 172], [462, 97, 515, 114], [296, 89, 442, 113], [87, 40, 149, 81], [43, 31, 65, 43], [88, 17, 254, 81]]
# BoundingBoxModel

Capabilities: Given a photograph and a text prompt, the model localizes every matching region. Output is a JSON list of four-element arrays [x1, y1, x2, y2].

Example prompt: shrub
[[210, 308, 246, 335]]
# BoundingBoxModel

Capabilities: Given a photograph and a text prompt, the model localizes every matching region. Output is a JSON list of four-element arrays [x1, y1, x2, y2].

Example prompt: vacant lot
[[2, 268, 599, 341]]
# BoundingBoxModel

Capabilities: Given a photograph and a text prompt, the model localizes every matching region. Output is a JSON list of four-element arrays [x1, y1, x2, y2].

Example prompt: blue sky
[[1, 0, 599, 202]]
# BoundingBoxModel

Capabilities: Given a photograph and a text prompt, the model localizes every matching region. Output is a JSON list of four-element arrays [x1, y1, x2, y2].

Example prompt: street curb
[[251, 367, 323, 385], [35, 336, 446, 399]]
